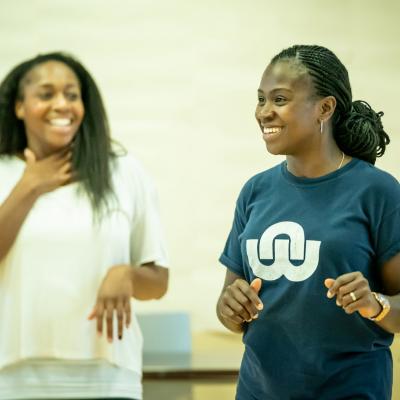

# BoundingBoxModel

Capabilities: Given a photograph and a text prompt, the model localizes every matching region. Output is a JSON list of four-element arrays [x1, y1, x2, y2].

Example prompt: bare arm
[[0, 178, 40, 262], [216, 269, 263, 334], [131, 262, 168, 300], [376, 252, 400, 333]]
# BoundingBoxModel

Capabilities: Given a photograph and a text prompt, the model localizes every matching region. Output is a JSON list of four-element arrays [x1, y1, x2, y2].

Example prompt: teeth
[[49, 118, 71, 127], [263, 127, 282, 134]]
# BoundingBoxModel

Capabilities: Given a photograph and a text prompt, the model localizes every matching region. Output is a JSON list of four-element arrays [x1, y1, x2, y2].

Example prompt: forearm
[[0, 179, 39, 262], [130, 263, 168, 300], [375, 293, 400, 333]]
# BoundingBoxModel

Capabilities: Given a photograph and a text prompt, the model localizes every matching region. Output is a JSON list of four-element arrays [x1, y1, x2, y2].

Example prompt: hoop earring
[[320, 120, 324, 134]]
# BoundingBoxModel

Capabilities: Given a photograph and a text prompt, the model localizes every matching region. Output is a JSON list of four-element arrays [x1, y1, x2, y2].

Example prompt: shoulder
[[351, 159, 400, 217], [112, 152, 144, 172], [112, 153, 151, 183], [240, 163, 281, 193], [236, 163, 282, 205], [111, 153, 156, 199], [354, 159, 399, 195], [355, 159, 398, 182]]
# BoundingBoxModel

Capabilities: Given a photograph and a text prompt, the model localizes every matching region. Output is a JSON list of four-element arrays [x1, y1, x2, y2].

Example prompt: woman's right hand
[[217, 271, 263, 331], [21, 147, 74, 195]]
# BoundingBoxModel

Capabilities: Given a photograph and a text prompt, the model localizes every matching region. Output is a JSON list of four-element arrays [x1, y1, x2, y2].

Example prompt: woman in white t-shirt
[[0, 52, 169, 400]]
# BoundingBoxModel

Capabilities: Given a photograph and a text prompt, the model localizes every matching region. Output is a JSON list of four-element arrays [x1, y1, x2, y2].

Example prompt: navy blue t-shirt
[[220, 158, 400, 400]]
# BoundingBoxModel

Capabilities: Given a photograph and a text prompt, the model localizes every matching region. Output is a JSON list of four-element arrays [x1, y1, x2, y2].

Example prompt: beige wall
[[0, 1, 399, 332]]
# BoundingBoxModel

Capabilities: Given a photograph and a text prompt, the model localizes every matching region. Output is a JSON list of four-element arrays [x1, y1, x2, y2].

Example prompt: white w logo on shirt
[[246, 221, 321, 282]]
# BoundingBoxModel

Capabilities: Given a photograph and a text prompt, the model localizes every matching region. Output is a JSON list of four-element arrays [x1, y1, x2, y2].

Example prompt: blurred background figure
[[0, 52, 169, 400]]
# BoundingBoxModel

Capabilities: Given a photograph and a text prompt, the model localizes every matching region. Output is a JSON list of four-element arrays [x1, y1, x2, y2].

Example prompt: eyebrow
[[258, 87, 292, 94], [36, 83, 80, 89]]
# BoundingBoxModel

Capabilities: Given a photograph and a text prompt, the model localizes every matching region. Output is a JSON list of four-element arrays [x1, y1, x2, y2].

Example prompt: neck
[[26, 141, 53, 160], [286, 148, 347, 178]]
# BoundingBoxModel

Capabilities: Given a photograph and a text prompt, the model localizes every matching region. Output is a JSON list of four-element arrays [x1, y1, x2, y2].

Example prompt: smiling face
[[15, 60, 85, 158], [255, 60, 321, 156]]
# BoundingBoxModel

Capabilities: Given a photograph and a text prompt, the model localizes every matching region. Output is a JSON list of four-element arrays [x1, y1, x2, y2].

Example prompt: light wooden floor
[[143, 332, 400, 400], [143, 380, 236, 400]]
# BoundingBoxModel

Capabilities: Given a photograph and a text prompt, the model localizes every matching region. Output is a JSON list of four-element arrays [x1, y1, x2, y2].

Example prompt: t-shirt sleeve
[[219, 182, 251, 276], [372, 178, 400, 266], [375, 205, 400, 266], [127, 157, 169, 268]]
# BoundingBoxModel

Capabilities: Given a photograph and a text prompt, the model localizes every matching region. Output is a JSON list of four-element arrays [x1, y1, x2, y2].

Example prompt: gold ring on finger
[[349, 291, 357, 302]]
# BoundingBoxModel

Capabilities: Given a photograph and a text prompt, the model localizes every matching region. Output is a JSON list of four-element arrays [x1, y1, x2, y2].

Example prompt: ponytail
[[334, 100, 389, 164]]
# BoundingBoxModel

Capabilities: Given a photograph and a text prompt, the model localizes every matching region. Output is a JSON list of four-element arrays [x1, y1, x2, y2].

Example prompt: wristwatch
[[369, 292, 391, 322]]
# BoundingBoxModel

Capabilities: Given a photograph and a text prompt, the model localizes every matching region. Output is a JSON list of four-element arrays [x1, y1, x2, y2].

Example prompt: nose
[[52, 93, 69, 111], [259, 102, 274, 118], [256, 102, 274, 122]]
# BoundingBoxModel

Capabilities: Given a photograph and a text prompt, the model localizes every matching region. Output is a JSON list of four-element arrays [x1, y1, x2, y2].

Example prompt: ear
[[318, 95, 336, 123], [15, 101, 24, 120]]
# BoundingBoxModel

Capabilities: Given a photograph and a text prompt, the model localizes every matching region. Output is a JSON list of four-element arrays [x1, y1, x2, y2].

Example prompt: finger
[[124, 299, 131, 328], [88, 307, 96, 320], [223, 295, 253, 321], [96, 302, 104, 337], [250, 278, 263, 310], [106, 301, 114, 343], [59, 171, 78, 187], [324, 278, 335, 298], [326, 273, 359, 297], [54, 151, 72, 167], [220, 304, 246, 325], [341, 287, 369, 308], [225, 284, 258, 319], [336, 280, 361, 306], [324, 278, 335, 290], [64, 150, 73, 161], [236, 280, 263, 311], [24, 148, 36, 164], [59, 144, 73, 156], [59, 161, 72, 175], [116, 299, 124, 340], [57, 174, 72, 188], [342, 298, 366, 315], [250, 278, 262, 294]]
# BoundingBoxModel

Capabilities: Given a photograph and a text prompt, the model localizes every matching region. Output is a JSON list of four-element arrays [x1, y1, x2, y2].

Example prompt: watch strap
[[369, 292, 390, 322]]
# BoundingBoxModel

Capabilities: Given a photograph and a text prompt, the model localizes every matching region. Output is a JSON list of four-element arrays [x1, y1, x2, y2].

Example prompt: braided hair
[[270, 45, 389, 164]]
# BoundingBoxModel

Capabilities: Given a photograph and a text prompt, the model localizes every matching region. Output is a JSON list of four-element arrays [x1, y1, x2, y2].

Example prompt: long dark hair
[[0, 51, 119, 212], [270, 45, 390, 164]]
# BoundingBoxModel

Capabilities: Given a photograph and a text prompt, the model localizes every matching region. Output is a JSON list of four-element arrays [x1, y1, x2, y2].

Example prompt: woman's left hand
[[88, 265, 133, 342], [324, 272, 381, 319]]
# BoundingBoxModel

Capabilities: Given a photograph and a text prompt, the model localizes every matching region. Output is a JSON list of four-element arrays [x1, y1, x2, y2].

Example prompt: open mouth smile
[[48, 118, 73, 127]]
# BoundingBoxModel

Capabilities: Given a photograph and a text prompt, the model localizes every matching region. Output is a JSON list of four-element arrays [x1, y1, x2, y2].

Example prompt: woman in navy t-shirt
[[217, 45, 400, 400]]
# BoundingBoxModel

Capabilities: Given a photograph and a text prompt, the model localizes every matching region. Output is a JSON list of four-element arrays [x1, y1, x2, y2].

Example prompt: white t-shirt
[[0, 153, 169, 399]]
